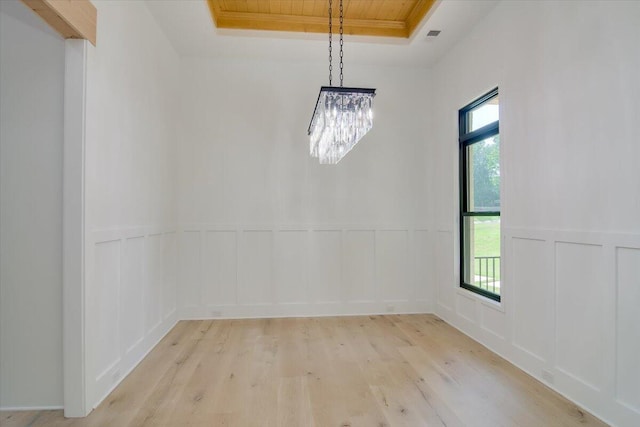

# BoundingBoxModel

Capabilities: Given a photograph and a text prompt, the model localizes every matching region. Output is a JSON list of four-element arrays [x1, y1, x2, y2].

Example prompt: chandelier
[[308, 0, 376, 164]]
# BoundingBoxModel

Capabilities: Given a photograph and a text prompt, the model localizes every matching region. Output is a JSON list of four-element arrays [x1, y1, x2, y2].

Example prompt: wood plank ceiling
[[207, 0, 437, 38]]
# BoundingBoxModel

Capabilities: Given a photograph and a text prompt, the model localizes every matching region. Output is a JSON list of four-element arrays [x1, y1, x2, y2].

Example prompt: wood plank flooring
[[1, 315, 608, 427]]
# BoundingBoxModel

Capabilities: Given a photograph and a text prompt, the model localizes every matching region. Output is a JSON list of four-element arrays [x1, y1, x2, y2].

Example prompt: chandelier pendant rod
[[328, 0, 332, 86], [339, 0, 344, 87], [307, 0, 376, 164]]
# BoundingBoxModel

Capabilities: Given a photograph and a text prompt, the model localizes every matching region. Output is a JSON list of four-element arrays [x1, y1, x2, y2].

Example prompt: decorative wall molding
[[86, 226, 178, 409], [177, 224, 435, 320], [436, 225, 640, 427]]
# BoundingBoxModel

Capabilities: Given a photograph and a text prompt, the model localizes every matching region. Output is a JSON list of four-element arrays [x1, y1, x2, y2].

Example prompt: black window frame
[[459, 87, 501, 302]]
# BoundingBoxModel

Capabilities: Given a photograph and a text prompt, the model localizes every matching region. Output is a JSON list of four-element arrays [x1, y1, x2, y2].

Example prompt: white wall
[[0, 0, 65, 409], [5, 1, 637, 422], [177, 58, 435, 319], [83, 0, 180, 409], [430, 2, 640, 426]]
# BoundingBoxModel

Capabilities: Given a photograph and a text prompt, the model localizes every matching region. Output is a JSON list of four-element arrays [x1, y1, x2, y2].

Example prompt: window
[[459, 88, 501, 301]]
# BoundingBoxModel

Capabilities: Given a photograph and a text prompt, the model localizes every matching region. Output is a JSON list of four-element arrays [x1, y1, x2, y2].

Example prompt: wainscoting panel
[[555, 242, 605, 391], [481, 303, 505, 340], [435, 230, 454, 311], [511, 237, 548, 362], [88, 228, 178, 410], [275, 231, 308, 304], [93, 240, 121, 384], [343, 230, 375, 303], [121, 237, 145, 354], [309, 230, 342, 303], [145, 234, 163, 334], [413, 230, 433, 301], [178, 225, 433, 318], [179, 230, 201, 308], [615, 246, 640, 412], [455, 291, 477, 323], [203, 231, 237, 306], [436, 227, 640, 427], [376, 230, 410, 302], [239, 231, 273, 305], [163, 232, 178, 318]]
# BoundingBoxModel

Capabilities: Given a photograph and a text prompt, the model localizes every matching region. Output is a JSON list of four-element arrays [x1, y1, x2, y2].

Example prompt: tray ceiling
[[207, 0, 437, 38]]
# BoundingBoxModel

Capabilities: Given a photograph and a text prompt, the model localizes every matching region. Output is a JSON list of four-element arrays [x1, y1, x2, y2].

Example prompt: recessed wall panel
[[377, 230, 410, 301], [436, 231, 454, 310], [512, 237, 548, 361], [121, 237, 145, 353], [146, 234, 163, 332], [275, 231, 308, 304], [414, 230, 433, 301], [616, 247, 640, 411], [94, 240, 121, 379], [481, 304, 505, 339], [309, 231, 341, 303], [203, 231, 237, 306], [555, 242, 605, 390], [163, 232, 177, 317], [456, 292, 476, 323], [343, 230, 375, 302], [239, 231, 273, 305], [179, 231, 201, 307]]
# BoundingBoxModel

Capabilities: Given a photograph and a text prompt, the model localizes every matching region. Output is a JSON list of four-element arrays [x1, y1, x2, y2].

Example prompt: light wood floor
[[1, 315, 607, 427]]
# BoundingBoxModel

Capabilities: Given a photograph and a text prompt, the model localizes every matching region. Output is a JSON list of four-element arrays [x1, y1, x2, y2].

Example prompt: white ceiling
[[145, 0, 499, 68]]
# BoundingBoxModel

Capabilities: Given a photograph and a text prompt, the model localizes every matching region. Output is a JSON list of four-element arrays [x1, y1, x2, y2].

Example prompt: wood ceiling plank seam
[[392, 0, 404, 20], [371, 0, 393, 19], [292, 0, 304, 15], [366, 0, 384, 22], [361, 0, 375, 20], [342, 0, 352, 19], [270, 0, 280, 14], [210, 0, 223, 13], [220, 0, 232, 12], [302, 0, 315, 16], [246, 0, 260, 13], [281, 0, 293, 15], [313, 0, 326, 18], [398, 0, 416, 21], [257, 1, 269, 14], [350, 0, 365, 20], [357, 0, 372, 21], [389, 0, 407, 21]]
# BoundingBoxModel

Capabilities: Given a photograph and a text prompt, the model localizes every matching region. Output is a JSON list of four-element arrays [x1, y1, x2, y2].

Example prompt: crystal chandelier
[[308, 0, 376, 164]]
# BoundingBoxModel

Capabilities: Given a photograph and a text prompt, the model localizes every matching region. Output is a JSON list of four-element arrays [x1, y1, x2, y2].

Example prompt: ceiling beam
[[21, 0, 97, 46]]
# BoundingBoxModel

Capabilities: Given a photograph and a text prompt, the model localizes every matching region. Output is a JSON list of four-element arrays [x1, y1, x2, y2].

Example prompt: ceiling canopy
[[207, 0, 437, 38]]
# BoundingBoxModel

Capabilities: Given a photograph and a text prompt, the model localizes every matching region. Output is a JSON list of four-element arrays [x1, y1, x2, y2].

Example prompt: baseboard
[[435, 310, 616, 427], [179, 300, 434, 320], [0, 405, 63, 411], [90, 316, 179, 411]]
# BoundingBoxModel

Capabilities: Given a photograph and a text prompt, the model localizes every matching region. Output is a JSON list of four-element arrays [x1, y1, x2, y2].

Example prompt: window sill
[[456, 286, 505, 313]]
